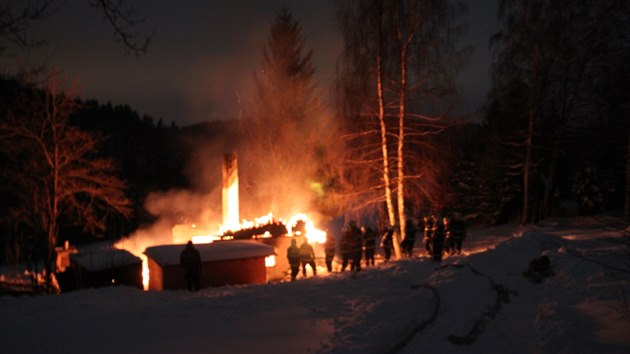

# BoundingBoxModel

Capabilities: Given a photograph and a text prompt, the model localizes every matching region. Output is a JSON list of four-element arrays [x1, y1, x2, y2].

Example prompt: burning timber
[[222, 153, 239, 231], [220, 221, 288, 240]]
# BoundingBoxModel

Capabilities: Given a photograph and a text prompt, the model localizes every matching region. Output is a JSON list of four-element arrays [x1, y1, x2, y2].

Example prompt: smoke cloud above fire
[[119, 108, 341, 264], [120, 6, 343, 255]]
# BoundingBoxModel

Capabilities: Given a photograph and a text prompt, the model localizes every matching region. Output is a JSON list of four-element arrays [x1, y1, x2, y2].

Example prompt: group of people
[[338, 221, 377, 272], [286, 238, 316, 281], [287, 220, 380, 280], [181, 214, 469, 289], [283, 213, 468, 281], [377, 213, 469, 262], [421, 213, 467, 261]]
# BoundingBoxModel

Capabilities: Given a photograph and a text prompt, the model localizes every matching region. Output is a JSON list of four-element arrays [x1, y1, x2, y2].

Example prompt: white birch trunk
[[394, 41, 409, 260], [374, 7, 397, 233]]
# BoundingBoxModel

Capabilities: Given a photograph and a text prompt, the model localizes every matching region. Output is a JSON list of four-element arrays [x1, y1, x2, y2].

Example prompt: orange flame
[[287, 213, 327, 244], [113, 240, 150, 291], [114, 211, 326, 291]]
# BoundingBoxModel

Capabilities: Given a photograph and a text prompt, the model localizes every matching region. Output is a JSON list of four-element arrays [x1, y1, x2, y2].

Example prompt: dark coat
[[448, 218, 467, 240], [287, 243, 301, 266], [299, 242, 315, 262], [432, 222, 446, 250], [423, 217, 434, 241], [342, 226, 360, 256], [180, 243, 202, 278], [363, 228, 376, 251], [325, 236, 336, 257]]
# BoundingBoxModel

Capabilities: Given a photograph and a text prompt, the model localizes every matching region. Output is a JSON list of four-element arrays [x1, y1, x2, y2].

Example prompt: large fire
[[115, 212, 327, 291], [114, 152, 327, 290]]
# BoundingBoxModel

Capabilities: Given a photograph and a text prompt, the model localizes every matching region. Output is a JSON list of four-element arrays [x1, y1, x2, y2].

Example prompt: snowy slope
[[1, 216, 629, 354]]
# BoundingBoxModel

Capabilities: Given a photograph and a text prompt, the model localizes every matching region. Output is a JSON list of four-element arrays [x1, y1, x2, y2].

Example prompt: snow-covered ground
[[2, 216, 629, 354]]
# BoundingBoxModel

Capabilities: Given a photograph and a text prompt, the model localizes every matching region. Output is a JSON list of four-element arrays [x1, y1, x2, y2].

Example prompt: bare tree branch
[[0, 0, 53, 54], [90, 0, 152, 55]]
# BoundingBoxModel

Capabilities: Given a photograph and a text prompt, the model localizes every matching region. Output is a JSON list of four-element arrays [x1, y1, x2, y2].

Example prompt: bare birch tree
[[0, 75, 131, 291], [391, 0, 464, 247], [338, 0, 466, 258], [337, 0, 397, 239]]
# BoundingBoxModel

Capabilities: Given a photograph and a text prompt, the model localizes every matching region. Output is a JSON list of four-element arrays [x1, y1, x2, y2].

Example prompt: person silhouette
[[180, 241, 202, 291]]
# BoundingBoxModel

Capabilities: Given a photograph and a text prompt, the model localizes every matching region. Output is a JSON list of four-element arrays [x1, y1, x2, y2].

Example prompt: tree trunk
[[47, 118, 60, 292], [542, 132, 561, 219], [522, 35, 542, 225], [521, 109, 534, 224], [45, 202, 58, 292], [394, 37, 410, 260], [625, 133, 630, 221], [375, 9, 396, 232]]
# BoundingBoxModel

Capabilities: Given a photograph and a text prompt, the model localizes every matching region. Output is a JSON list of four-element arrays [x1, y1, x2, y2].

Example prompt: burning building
[[115, 151, 328, 289]]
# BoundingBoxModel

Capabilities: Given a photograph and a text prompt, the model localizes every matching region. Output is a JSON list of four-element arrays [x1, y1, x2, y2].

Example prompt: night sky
[[0, 0, 498, 126]]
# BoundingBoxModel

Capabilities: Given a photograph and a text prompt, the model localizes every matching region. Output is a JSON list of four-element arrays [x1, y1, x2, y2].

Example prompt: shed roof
[[144, 240, 275, 267], [72, 249, 141, 272]]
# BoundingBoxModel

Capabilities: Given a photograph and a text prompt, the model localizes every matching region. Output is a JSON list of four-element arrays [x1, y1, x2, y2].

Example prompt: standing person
[[449, 213, 467, 255], [299, 238, 317, 277], [402, 219, 417, 257], [324, 232, 336, 272], [443, 215, 453, 254], [350, 226, 363, 272], [422, 215, 434, 256], [362, 226, 377, 266], [180, 241, 202, 292], [380, 226, 394, 262], [432, 216, 446, 262], [341, 221, 359, 271], [287, 239, 301, 281]]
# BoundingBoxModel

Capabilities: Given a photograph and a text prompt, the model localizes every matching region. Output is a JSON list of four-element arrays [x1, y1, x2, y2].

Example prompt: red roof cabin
[[144, 240, 275, 291]]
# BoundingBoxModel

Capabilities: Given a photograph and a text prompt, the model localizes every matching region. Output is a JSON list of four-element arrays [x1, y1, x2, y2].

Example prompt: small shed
[[144, 240, 275, 291], [70, 248, 143, 290]]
